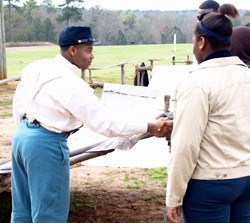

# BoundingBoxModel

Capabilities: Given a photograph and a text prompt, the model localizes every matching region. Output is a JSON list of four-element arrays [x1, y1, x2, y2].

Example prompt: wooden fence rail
[[0, 55, 192, 87], [0, 76, 20, 86], [82, 55, 192, 87]]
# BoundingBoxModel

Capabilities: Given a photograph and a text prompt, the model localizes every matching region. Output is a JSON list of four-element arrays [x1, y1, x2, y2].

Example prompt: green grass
[[69, 191, 96, 213], [6, 47, 58, 78], [148, 167, 168, 188], [6, 44, 193, 85], [124, 174, 146, 189], [0, 98, 13, 118], [143, 194, 153, 201], [148, 167, 167, 180], [0, 99, 12, 107], [125, 178, 147, 189], [122, 167, 168, 190], [0, 111, 12, 119]]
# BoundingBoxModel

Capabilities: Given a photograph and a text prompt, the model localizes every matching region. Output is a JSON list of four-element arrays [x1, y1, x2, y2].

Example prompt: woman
[[166, 4, 250, 223], [230, 25, 250, 68]]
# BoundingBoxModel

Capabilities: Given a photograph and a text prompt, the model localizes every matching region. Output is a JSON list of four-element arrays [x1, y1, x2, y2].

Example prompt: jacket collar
[[204, 50, 233, 62], [191, 55, 247, 73]]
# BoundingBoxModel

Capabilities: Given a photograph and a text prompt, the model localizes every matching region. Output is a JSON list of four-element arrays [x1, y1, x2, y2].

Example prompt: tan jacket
[[166, 56, 250, 207]]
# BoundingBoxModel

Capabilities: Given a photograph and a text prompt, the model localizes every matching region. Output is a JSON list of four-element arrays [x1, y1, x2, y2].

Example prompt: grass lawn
[[6, 44, 193, 85]]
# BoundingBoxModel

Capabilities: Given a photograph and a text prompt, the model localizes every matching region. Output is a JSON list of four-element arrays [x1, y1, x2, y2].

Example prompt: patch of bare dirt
[[0, 81, 168, 223]]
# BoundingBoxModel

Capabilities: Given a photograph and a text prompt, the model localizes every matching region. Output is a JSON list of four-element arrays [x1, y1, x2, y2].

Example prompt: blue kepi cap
[[59, 26, 95, 47]]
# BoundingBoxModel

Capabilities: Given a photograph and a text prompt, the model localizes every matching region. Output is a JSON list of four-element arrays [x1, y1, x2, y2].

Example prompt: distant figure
[[197, 1, 249, 68], [230, 26, 250, 67], [197, 0, 220, 20], [134, 62, 149, 86]]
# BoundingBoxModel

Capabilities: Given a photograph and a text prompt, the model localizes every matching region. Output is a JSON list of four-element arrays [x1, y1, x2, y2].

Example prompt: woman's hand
[[166, 206, 182, 223]]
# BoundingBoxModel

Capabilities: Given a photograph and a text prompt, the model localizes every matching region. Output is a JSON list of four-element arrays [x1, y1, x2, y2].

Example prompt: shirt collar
[[190, 56, 247, 74], [55, 54, 79, 73]]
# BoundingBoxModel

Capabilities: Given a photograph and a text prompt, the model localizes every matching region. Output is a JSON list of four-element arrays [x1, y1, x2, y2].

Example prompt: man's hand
[[166, 206, 182, 223], [148, 117, 173, 138]]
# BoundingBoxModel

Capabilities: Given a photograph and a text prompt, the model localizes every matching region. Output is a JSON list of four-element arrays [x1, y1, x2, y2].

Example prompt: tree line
[[3, 0, 250, 45]]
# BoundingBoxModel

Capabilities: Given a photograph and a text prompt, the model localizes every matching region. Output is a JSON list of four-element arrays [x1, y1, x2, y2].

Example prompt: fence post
[[121, 64, 125, 85], [136, 66, 140, 86], [0, 0, 7, 81], [172, 56, 175, 65], [149, 59, 154, 66], [81, 69, 85, 80], [186, 55, 192, 65], [88, 68, 93, 83]]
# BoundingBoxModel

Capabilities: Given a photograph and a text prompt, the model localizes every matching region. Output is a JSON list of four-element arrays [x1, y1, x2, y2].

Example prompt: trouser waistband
[[21, 117, 79, 139]]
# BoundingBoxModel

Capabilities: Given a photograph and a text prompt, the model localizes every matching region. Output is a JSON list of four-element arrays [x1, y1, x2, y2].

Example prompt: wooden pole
[[173, 34, 176, 53], [186, 55, 193, 65], [81, 69, 85, 80], [149, 59, 154, 66], [88, 68, 93, 83], [121, 64, 125, 85], [0, 0, 7, 80], [0, 76, 20, 86], [172, 56, 175, 65], [164, 95, 170, 112], [136, 67, 140, 86]]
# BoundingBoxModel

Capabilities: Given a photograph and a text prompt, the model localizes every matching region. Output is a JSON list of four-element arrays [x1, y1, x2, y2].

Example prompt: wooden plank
[[0, 76, 20, 86]]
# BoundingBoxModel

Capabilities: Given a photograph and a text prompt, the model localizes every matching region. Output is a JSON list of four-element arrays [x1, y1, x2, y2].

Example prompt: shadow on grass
[[0, 192, 11, 223]]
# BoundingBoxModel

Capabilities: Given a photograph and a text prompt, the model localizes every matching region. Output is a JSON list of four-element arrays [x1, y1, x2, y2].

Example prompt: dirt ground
[[0, 81, 171, 223]]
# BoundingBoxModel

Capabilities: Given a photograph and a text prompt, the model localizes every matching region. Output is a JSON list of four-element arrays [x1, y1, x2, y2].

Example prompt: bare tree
[[0, 0, 7, 80]]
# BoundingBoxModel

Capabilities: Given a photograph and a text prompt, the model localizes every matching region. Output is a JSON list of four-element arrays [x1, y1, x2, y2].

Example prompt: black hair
[[199, 0, 220, 11], [194, 4, 239, 50], [60, 43, 87, 53], [60, 45, 70, 52]]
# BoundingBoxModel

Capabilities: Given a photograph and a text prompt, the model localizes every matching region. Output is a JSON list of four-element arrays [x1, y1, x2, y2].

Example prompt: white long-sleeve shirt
[[13, 54, 147, 137]]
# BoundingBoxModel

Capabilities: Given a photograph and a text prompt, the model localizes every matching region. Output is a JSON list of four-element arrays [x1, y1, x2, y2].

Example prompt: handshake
[[147, 111, 174, 138]]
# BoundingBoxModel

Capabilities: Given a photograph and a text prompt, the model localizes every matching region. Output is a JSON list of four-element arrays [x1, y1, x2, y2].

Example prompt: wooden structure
[[81, 55, 193, 87], [0, 0, 7, 80], [172, 55, 193, 65], [0, 76, 20, 86], [0, 55, 192, 86]]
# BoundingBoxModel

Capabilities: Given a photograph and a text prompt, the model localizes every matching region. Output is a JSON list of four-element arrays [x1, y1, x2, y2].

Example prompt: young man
[[196, 0, 220, 20], [11, 26, 172, 222]]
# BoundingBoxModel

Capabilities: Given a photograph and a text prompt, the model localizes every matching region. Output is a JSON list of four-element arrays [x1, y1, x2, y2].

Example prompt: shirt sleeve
[[52, 77, 148, 138], [166, 86, 209, 207], [12, 82, 24, 124]]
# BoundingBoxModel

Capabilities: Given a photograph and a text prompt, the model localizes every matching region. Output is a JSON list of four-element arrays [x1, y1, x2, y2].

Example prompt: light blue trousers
[[11, 119, 70, 223]]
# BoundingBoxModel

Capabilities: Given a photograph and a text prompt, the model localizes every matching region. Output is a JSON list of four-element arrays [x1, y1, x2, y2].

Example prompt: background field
[[6, 44, 194, 85]]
